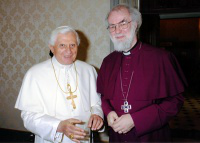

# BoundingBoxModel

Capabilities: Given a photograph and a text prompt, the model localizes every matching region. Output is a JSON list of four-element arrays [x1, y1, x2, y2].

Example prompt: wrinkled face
[[49, 32, 78, 65], [108, 8, 132, 42], [108, 8, 136, 51]]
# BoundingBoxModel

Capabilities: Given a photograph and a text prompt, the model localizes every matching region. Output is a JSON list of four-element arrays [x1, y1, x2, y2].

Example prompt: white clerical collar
[[52, 56, 73, 70], [122, 41, 140, 56], [123, 51, 131, 55]]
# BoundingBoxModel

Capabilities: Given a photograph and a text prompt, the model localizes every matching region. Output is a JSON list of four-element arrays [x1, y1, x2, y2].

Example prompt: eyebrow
[[109, 19, 126, 26]]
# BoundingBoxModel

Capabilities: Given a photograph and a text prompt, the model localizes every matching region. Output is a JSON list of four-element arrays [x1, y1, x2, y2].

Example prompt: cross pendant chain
[[121, 101, 131, 113], [120, 67, 134, 113], [66, 84, 77, 109]]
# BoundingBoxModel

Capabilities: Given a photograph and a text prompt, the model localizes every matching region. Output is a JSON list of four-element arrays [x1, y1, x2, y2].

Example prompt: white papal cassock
[[15, 56, 103, 143]]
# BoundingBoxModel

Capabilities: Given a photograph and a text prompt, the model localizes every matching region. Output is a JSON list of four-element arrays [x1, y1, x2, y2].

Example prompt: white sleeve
[[21, 111, 61, 142], [90, 67, 104, 119], [54, 132, 64, 142], [91, 104, 105, 133], [91, 102, 104, 119], [90, 67, 104, 132]]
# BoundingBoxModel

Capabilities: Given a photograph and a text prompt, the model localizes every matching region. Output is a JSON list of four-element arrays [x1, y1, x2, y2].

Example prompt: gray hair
[[49, 26, 80, 46], [106, 4, 142, 33]]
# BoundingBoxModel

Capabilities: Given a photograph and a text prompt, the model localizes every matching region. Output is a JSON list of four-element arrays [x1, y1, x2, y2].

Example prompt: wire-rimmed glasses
[[107, 20, 132, 33]]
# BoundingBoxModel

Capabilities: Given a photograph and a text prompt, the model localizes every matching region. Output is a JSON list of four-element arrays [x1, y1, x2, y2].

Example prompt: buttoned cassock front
[[15, 56, 103, 143]]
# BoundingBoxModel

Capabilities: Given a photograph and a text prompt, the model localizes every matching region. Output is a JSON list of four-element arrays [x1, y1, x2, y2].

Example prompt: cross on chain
[[121, 101, 131, 113], [66, 84, 77, 109]]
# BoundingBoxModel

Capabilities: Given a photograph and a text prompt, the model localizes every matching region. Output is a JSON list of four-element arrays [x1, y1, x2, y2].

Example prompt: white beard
[[110, 25, 136, 52]]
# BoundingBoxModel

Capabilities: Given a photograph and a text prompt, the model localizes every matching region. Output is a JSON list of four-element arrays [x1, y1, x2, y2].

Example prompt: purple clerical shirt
[[97, 42, 187, 142]]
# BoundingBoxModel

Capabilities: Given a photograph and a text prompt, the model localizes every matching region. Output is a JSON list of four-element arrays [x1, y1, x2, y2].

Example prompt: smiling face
[[108, 7, 137, 52], [49, 32, 78, 65], [108, 8, 132, 41]]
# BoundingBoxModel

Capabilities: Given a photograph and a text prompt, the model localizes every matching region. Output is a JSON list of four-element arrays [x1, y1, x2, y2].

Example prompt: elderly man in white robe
[[15, 26, 104, 143]]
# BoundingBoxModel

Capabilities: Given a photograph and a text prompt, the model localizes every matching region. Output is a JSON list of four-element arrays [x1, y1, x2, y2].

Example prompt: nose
[[115, 25, 122, 34], [64, 46, 72, 54]]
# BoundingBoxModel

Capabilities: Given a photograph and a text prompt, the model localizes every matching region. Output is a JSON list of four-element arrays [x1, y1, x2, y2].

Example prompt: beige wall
[[0, 0, 110, 131]]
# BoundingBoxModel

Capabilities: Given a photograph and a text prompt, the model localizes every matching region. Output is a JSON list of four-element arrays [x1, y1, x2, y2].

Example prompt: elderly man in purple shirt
[[97, 4, 187, 142]]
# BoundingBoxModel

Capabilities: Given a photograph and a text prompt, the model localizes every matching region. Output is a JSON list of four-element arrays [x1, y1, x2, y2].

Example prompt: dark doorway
[[140, 0, 200, 95], [140, 14, 200, 95], [159, 17, 200, 95]]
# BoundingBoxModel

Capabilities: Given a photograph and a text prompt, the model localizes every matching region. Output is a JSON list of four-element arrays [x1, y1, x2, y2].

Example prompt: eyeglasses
[[107, 20, 132, 32]]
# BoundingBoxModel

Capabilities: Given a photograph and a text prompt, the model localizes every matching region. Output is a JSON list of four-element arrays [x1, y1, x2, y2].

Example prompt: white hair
[[49, 26, 80, 46], [106, 4, 142, 33]]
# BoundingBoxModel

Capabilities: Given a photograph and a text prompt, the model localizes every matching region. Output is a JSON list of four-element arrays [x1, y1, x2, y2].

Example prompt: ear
[[132, 21, 137, 29], [49, 45, 54, 54]]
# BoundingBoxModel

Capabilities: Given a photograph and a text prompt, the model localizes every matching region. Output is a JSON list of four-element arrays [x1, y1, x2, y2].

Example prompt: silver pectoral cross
[[121, 101, 131, 113]]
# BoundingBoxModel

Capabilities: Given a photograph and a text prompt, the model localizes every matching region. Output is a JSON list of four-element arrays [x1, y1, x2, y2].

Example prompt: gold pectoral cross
[[66, 84, 77, 109]]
